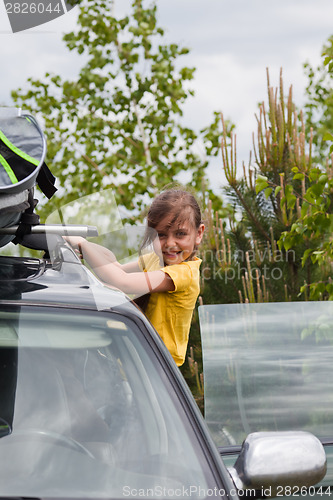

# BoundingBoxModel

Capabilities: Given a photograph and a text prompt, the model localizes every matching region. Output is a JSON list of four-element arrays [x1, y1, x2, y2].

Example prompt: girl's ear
[[195, 224, 205, 245]]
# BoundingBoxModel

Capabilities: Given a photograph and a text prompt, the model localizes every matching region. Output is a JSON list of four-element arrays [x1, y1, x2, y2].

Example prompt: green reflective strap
[[0, 128, 39, 167], [0, 153, 18, 184]]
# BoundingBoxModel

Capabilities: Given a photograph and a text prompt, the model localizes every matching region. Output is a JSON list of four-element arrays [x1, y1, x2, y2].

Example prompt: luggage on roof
[[0, 107, 57, 248]]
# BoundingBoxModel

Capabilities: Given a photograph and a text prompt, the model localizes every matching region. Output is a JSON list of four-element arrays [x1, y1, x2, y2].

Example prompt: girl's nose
[[166, 234, 176, 248]]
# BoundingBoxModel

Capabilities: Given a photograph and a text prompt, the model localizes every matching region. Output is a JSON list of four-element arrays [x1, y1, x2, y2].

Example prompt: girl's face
[[153, 214, 204, 266]]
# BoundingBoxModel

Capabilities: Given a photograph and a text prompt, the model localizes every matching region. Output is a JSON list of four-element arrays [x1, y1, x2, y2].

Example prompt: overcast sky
[[0, 0, 332, 188]]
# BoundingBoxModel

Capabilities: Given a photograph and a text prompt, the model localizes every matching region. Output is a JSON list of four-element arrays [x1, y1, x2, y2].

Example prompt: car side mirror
[[228, 431, 327, 498]]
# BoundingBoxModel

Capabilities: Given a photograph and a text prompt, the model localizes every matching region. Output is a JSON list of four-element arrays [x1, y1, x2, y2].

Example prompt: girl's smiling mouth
[[162, 250, 184, 263]]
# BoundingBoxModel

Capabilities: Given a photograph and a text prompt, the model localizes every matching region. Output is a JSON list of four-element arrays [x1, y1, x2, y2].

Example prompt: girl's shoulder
[[183, 257, 202, 268], [138, 252, 163, 271], [165, 257, 202, 273], [162, 258, 201, 292], [166, 257, 202, 275]]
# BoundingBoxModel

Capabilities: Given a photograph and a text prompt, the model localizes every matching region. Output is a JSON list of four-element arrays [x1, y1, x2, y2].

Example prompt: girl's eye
[[177, 231, 187, 237]]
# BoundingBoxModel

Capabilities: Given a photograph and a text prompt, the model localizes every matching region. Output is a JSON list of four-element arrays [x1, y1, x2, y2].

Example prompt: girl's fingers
[[63, 236, 82, 249]]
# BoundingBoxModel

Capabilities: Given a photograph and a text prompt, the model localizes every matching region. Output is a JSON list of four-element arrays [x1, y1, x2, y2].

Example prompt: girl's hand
[[63, 236, 85, 258]]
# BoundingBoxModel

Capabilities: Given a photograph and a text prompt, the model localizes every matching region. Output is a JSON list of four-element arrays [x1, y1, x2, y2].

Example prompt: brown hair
[[147, 189, 202, 231], [134, 189, 202, 312]]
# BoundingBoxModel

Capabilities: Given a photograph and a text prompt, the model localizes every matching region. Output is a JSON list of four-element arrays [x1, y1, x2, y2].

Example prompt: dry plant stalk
[[188, 346, 204, 397]]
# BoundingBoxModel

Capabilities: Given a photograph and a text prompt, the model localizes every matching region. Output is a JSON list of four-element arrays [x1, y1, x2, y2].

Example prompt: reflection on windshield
[[0, 307, 212, 498], [199, 301, 333, 447]]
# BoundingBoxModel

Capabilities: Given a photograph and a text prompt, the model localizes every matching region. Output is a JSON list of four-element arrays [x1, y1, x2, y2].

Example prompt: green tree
[[200, 69, 320, 304], [277, 164, 333, 300], [12, 0, 222, 220], [304, 35, 333, 163], [252, 68, 333, 301]]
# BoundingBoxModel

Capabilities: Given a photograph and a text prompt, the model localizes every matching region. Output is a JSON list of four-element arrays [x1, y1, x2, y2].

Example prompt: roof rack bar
[[0, 224, 98, 237]]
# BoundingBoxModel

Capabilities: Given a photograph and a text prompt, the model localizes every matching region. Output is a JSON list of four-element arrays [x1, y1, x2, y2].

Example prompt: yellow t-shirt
[[138, 252, 202, 366]]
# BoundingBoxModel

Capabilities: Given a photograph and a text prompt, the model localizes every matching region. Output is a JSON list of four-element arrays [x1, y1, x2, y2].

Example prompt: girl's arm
[[66, 237, 174, 294], [65, 236, 140, 272]]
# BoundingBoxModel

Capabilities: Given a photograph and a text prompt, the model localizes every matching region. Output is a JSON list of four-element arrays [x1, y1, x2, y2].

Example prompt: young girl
[[67, 189, 204, 367]]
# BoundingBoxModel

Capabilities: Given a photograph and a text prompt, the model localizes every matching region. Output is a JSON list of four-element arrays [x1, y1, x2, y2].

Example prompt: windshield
[[199, 301, 333, 447], [0, 306, 215, 499]]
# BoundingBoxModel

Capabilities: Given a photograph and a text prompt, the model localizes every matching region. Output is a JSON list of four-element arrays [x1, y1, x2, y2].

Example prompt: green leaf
[[255, 176, 269, 194], [264, 187, 273, 199], [323, 132, 333, 141], [318, 174, 328, 184], [286, 194, 297, 210], [301, 248, 312, 266]]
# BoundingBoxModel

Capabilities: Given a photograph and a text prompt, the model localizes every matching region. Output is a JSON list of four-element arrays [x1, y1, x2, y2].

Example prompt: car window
[[199, 301, 333, 447], [0, 306, 219, 499]]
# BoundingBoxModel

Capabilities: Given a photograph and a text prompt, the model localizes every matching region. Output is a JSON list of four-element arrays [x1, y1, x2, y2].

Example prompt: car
[[0, 229, 327, 499]]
